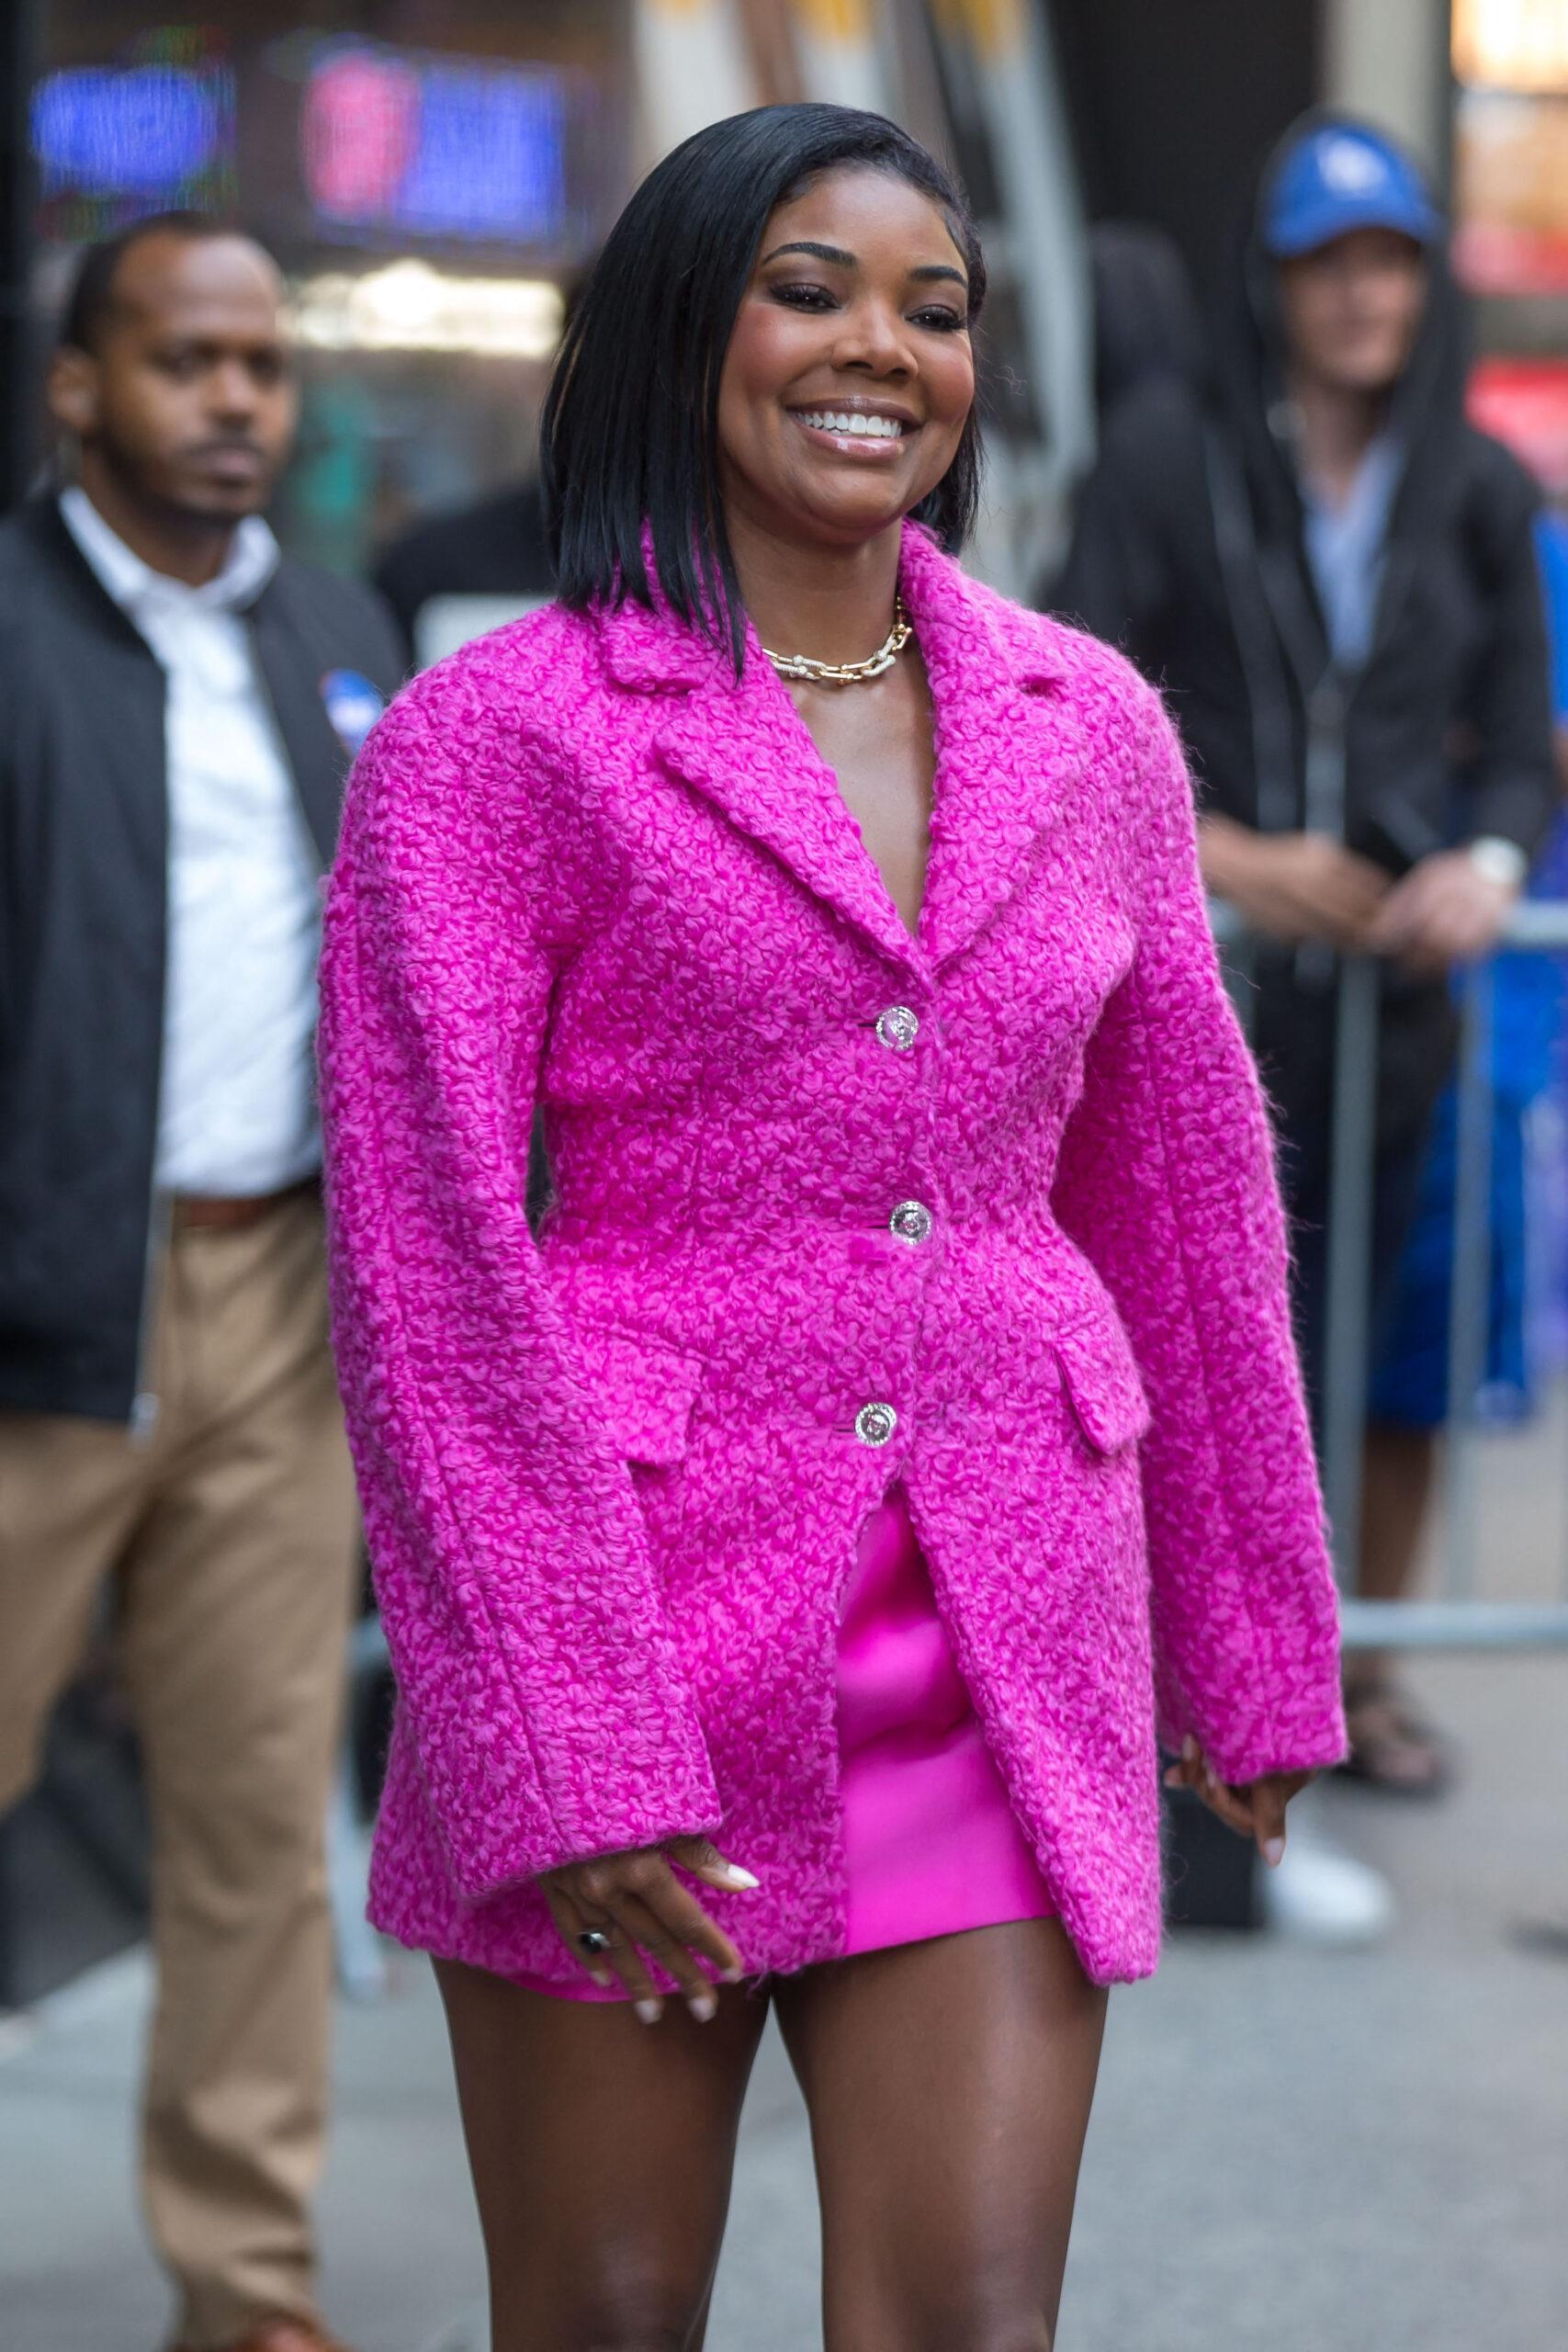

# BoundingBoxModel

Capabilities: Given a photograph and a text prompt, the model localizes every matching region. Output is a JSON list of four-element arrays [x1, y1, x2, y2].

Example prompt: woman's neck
[[726, 506, 904, 666], [1286, 371, 1389, 509]]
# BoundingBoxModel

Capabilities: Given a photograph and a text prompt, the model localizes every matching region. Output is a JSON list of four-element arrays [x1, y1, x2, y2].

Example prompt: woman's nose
[[831, 302, 913, 374]]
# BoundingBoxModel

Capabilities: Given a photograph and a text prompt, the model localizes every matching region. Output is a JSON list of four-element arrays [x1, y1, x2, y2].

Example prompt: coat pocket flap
[[587, 1325, 705, 1466], [1055, 1310, 1152, 1455]]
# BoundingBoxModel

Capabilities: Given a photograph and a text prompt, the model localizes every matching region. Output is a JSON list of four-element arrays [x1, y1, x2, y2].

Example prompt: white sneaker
[[1258, 1830, 1394, 1945]]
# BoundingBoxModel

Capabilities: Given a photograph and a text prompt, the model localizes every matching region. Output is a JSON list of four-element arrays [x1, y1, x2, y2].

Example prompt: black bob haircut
[[541, 104, 986, 669], [59, 211, 275, 355]]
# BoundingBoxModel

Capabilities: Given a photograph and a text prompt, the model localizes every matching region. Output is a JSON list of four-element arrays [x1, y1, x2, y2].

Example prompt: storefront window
[[1452, 2, 1568, 497], [28, 5, 633, 572], [25, 2, 1086, 596]]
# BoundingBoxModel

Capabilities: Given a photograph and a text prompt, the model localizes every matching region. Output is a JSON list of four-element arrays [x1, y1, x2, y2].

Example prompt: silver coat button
[[854, 1401, 898, 1448], [889, 1200, 932, 1245], [875, 1005, 919, 1052]]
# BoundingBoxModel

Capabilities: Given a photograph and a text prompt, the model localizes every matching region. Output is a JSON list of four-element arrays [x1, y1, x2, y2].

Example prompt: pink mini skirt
[[516, 1485, 1054, 1999]]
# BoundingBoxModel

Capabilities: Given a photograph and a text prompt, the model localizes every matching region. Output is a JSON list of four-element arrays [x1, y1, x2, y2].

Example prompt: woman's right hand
[[540, 1836, 759, 2022]]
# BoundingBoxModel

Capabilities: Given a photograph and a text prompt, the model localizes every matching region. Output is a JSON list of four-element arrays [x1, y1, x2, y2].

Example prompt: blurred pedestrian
[[319, 103, 1343, 2346], [1053, 114, 1558, 1797], [370, 268, 589, 672], [371, 473, 555, 670], [1085, 221, 1206, 414], [0, 214, 400, 2352], [1361, 510, 1568, 1685]]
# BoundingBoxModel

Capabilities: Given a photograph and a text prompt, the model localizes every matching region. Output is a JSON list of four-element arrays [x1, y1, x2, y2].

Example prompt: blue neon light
[[30, 65, 226, 198], [398, 67, 565, 242]]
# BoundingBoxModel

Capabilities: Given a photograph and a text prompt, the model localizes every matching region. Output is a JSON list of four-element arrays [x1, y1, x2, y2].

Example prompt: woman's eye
[[770, 282, 837, 311], [765, 284, 965, 332]]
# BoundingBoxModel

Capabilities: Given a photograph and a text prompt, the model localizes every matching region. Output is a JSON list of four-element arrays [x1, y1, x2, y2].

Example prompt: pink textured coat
[[319, 521, 1346, 1990]]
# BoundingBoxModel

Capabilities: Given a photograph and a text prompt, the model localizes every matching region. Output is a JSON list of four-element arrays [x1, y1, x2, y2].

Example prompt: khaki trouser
[[0, 1191, 358, 2349]]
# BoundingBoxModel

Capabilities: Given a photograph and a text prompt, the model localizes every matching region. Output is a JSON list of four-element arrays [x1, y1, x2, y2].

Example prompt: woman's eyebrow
[[760, 240, 856, 268], [759, 240, 968, 291]]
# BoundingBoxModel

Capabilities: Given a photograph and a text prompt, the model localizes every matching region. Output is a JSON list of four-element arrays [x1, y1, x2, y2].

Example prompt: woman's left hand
[[1163, 1735, 1313, 1867]]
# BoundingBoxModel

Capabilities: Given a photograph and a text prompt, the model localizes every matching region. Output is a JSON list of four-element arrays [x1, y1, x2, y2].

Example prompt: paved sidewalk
[[6, 1724, 1563, 2352], [5, 1416, 1566, 2351]]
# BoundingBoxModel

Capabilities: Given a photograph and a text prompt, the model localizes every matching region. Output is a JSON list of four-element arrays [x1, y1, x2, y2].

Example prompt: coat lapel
[[896, 525, 1072, 971], [601, 586, 923, 974], [595, 523, 1075, 978]]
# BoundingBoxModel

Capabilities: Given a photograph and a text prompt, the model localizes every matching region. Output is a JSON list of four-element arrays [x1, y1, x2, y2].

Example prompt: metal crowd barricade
[[1213, 899, 1568, 1652]]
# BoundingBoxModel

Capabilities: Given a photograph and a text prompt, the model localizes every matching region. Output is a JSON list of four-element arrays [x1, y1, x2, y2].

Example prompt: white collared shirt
[[61, 486, 324, 1196]]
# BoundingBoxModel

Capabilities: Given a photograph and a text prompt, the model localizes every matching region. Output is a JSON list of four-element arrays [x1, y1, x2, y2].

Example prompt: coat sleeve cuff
[[440, 1748, 726, 1905], [1195, 1709, 1349, 1790]]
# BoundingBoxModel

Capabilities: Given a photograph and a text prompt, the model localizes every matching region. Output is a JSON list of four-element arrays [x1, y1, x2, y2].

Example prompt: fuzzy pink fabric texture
[[318, 520, 1346, 1991]]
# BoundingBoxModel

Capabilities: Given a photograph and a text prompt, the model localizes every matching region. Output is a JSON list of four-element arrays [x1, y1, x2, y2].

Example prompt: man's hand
[[1199, 817, 1391, 949], [1363, 847, 1519, 976]]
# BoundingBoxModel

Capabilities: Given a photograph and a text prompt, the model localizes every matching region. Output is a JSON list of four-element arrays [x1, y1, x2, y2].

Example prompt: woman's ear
[[48, 345, 100, 442]]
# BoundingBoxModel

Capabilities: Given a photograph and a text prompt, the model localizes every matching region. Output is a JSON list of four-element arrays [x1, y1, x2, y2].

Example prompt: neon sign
[[30, 62, 233, 200], [302, 43, 568, 246]]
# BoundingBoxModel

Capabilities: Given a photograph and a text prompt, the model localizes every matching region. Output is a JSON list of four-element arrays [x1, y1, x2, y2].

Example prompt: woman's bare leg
[[774, 1919, 1108, 2352], [434, 1959, 770, 2352]]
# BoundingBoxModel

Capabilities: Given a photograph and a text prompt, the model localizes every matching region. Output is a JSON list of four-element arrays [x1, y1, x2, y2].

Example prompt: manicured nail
[[720, 1863, 761, 1890], [590, 1972, 613, 1990], [635, 1998, 663, 2024], [1262, 1838, 1286, 1869], [1181, 1735, 1199, 1762], [688, 1991, 717, 2023], [720, 1965, 745, 1984]]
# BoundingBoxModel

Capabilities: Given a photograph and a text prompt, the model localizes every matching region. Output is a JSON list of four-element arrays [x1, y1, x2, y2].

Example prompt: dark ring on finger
[[578, 1928, 614, 1957]]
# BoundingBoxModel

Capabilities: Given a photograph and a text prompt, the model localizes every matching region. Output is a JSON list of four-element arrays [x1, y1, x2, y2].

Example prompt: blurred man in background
[[1054, 116, 1557, 1815], [0, 215, 400, 2352]]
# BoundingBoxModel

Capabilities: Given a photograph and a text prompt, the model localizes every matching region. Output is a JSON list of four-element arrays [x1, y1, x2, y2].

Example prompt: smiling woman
[[716, 167, 977, 621], [541, 105, 985, 669], [320, 100, 1345, 2352]]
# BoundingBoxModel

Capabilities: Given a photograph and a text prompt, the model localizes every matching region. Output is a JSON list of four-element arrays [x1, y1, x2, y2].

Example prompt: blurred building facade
[[6, 5, 1563, 581], [1, 1, 1096, 604]]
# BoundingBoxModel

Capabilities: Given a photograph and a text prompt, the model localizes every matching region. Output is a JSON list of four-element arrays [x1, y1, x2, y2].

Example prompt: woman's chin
[[774, 478, 921, 548]]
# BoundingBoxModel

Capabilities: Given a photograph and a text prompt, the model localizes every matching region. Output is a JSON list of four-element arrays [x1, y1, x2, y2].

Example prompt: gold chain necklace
[[762, 597, 912, 686]]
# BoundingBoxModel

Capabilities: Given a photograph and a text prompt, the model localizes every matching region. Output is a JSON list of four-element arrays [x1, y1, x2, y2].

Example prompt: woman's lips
[[789, 408, 915, 459]]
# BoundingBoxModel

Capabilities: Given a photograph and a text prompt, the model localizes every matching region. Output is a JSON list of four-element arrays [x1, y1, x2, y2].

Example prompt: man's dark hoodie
[[1053, 114, 1557, 1182]]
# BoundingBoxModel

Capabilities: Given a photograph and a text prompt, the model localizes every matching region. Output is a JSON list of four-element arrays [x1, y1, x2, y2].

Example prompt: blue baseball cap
[[1262, 122, 1442, 259]]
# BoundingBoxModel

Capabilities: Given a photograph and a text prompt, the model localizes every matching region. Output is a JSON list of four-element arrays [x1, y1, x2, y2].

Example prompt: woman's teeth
[[797, 410, 905, 440]]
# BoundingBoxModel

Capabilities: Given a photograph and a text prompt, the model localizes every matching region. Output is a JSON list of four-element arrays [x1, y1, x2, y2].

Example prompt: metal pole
[[1443, 960, 1496, 1600], [0, 0, 36, 508], [326, 1756, 388, 2001], [1209, 898, 1568, 1642], [1340, 1598, 1568, 1650], [0, 1815, 21, 2009], [1321, 955, 1381, 1584]]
